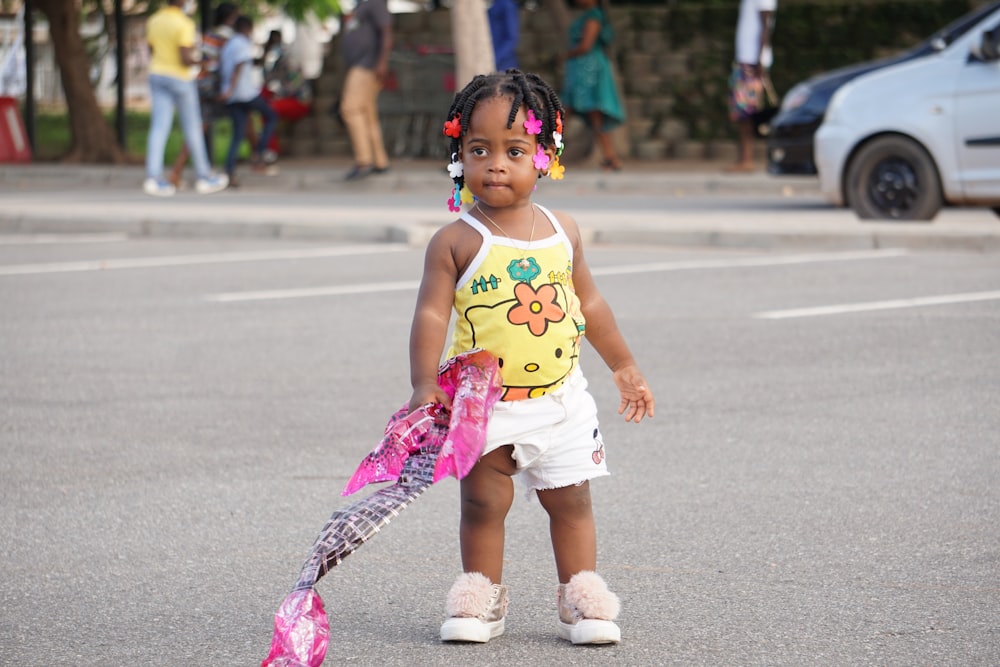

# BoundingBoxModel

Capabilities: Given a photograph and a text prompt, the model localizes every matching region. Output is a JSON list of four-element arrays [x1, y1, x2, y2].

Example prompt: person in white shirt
[[219, 14, 279, 186], [727, 0, 776, 172]]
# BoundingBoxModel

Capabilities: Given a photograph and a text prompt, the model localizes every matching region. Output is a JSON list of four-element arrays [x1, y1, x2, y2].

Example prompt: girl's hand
[[613, 365, 655, 423], [408, 382, 452, 415]]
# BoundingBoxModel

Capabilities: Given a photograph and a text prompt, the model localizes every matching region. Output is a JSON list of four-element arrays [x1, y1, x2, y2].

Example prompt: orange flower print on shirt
[[507, 282, 566, 336]]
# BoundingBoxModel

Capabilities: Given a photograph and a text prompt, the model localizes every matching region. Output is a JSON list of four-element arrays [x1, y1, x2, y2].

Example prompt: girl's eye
[[509, 148, 525, 157], [471, 147, 488, 157]]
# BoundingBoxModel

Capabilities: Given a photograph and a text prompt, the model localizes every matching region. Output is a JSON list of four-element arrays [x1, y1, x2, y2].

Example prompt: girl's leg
[[536, 480, 597, 583], [459, 446, 516, 583], [587, 110, 621, 169]]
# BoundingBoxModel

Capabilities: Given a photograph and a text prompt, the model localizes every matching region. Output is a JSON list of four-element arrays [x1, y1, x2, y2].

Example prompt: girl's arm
[[559, 212, 655, 423], [567, 17, 602, 58], [408, 225, 462, 413]]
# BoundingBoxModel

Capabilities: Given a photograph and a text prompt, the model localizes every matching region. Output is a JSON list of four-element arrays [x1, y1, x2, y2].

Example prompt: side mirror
[[971, 25, 1000, 62]]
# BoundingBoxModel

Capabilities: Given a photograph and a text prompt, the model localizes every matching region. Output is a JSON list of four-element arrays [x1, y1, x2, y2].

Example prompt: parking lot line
[[206, 280, 421, 302], [755, 289, 1000, 319], [205, 249, 909, 303], [590, 248, 908, 276], [0, 244, 409, 276], [0, 233, 130, 245]]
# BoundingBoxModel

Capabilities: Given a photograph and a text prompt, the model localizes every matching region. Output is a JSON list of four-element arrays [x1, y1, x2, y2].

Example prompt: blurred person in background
[[143, 0, 228, 196], [219, 14, 279, 187], [169, 1, 237, 189], [488, 0, 520, 71], [727, 0, 776, 172], [561, 0, 624, 171], [338, 0, 393, 181]]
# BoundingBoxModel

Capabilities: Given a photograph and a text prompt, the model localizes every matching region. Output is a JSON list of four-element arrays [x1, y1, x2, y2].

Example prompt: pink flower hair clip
[[533, 145, 550, 170], [523, 109, 542, 135]]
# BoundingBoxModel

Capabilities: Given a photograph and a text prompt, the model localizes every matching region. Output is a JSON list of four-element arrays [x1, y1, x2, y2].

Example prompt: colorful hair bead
[[448, 186, 461, 212]]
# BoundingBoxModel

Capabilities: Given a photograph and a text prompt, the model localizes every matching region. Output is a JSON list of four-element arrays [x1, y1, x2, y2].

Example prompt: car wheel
[[845, 136, 943, 221], [992, 207, 1000, 218]]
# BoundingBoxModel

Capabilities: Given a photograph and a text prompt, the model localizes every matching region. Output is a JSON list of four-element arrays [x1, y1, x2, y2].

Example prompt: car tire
[[845, 136, 943, 221], [992, 207, 1000, 218]]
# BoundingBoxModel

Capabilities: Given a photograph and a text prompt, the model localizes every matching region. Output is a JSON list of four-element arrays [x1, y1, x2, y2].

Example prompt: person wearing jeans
[[220, 15, 278, 187], [144, 0, 228, 196]]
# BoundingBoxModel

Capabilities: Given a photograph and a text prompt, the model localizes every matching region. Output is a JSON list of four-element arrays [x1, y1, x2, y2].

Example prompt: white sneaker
[[557, 571, 621, 645], [143, 178, 176, 197], [440, 572, 508, 643], [195, 173, 229, 194]]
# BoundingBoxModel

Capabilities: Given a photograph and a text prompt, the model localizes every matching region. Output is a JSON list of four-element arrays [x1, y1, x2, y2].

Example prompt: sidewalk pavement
[[2, 158, 998, 252]]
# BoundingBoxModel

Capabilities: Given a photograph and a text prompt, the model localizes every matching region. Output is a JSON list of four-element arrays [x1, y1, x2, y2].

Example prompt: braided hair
[[444, 69, 565, 198]]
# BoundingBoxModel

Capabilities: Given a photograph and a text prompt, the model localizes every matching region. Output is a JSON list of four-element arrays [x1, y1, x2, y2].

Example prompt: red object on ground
[[0, 97, 31, 163]]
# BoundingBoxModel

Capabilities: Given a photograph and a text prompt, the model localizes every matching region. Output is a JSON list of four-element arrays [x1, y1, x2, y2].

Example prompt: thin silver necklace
[[475, 203, 537, 270]]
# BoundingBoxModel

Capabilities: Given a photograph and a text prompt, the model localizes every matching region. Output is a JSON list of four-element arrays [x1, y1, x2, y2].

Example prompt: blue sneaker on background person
[[195, 173, 229, 194], [143, 177, 176, 197]]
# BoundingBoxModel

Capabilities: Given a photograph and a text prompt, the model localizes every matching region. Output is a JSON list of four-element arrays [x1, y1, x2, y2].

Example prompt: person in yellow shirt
[[144, 0, 228, 196]]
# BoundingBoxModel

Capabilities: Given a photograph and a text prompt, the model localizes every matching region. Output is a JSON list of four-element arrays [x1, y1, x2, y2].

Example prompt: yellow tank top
[[447, 204, 586, 401]]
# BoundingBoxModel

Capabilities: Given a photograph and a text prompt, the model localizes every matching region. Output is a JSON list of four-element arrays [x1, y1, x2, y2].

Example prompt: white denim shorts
[[484, 370, 609, 497]]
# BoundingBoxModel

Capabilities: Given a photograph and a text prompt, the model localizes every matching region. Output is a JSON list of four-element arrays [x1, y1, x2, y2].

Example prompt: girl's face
[[459, 96, 553, 211]]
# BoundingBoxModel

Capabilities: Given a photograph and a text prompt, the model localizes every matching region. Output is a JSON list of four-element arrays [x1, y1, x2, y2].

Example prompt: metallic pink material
[[260, 589, 329, 667], [261, 350, 500, 666], [342, 348, 502, 495]]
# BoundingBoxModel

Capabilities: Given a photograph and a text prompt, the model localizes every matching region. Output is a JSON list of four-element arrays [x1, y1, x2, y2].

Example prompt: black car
[[766, 1, 1000, 176]]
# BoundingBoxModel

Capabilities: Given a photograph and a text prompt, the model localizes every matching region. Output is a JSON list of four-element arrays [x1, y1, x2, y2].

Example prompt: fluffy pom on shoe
[[562, 571, 620, 620], [445, 571, 495, 617]]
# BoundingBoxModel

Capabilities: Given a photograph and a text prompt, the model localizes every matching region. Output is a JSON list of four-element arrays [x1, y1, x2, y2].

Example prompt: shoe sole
[[558, 619, 621, 644], [196, 181, 228, 195], [440, 617, 505, 643]]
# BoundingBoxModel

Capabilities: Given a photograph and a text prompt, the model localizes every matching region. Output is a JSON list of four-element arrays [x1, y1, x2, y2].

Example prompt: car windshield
[[927, 1, 1000, 50]]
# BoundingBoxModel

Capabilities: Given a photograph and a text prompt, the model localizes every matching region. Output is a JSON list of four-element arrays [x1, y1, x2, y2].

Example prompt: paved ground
[[2, 159, 999, 252]]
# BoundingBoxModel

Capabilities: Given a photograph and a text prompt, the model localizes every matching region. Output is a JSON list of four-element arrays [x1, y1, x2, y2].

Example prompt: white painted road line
[[756, 290, 1000, 319], [206, 249, 908, 303], [207, 280, 420, 302], [0, 244, 409, 276], [0, 233, 130, 245], [590, 248, 909, 276]]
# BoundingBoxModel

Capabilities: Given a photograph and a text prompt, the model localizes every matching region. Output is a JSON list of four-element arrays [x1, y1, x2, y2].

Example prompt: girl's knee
[[538, 481, 593, 518]]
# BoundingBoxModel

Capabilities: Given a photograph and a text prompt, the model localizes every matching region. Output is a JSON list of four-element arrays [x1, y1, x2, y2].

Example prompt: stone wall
[[284, 0, 980, 163]]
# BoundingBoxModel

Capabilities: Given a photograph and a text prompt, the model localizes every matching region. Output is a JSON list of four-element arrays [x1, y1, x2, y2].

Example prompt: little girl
[[407, 70, 654, 646]]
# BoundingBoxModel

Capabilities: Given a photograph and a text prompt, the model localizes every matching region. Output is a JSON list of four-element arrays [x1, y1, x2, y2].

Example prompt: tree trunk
[[35, 0, 128, 163], [451, 0, 495, 91]]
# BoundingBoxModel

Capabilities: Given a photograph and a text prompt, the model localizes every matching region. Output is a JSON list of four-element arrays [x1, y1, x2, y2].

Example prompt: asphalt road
[[1, 235, 998, 666]]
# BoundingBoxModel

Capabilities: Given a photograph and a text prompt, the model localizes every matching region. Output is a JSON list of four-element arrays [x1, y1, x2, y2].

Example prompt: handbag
[[751, 73, 780, 138]]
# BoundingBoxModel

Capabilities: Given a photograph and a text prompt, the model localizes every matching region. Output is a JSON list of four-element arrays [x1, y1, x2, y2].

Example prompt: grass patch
[[31, 109, 241, 165]]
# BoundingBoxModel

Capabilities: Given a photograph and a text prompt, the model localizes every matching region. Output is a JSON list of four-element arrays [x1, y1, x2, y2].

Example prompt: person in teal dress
[[562, 0, 625, 170]]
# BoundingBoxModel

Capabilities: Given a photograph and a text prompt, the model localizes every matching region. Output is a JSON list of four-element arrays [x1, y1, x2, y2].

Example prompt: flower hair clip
[[523, 109, 542, 135], [448, 186, 461, 212], [548, 156, 565, 181], [443, 114, 462, 138], [447, 153, 464, 179], [533, 144, 550, 170]]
